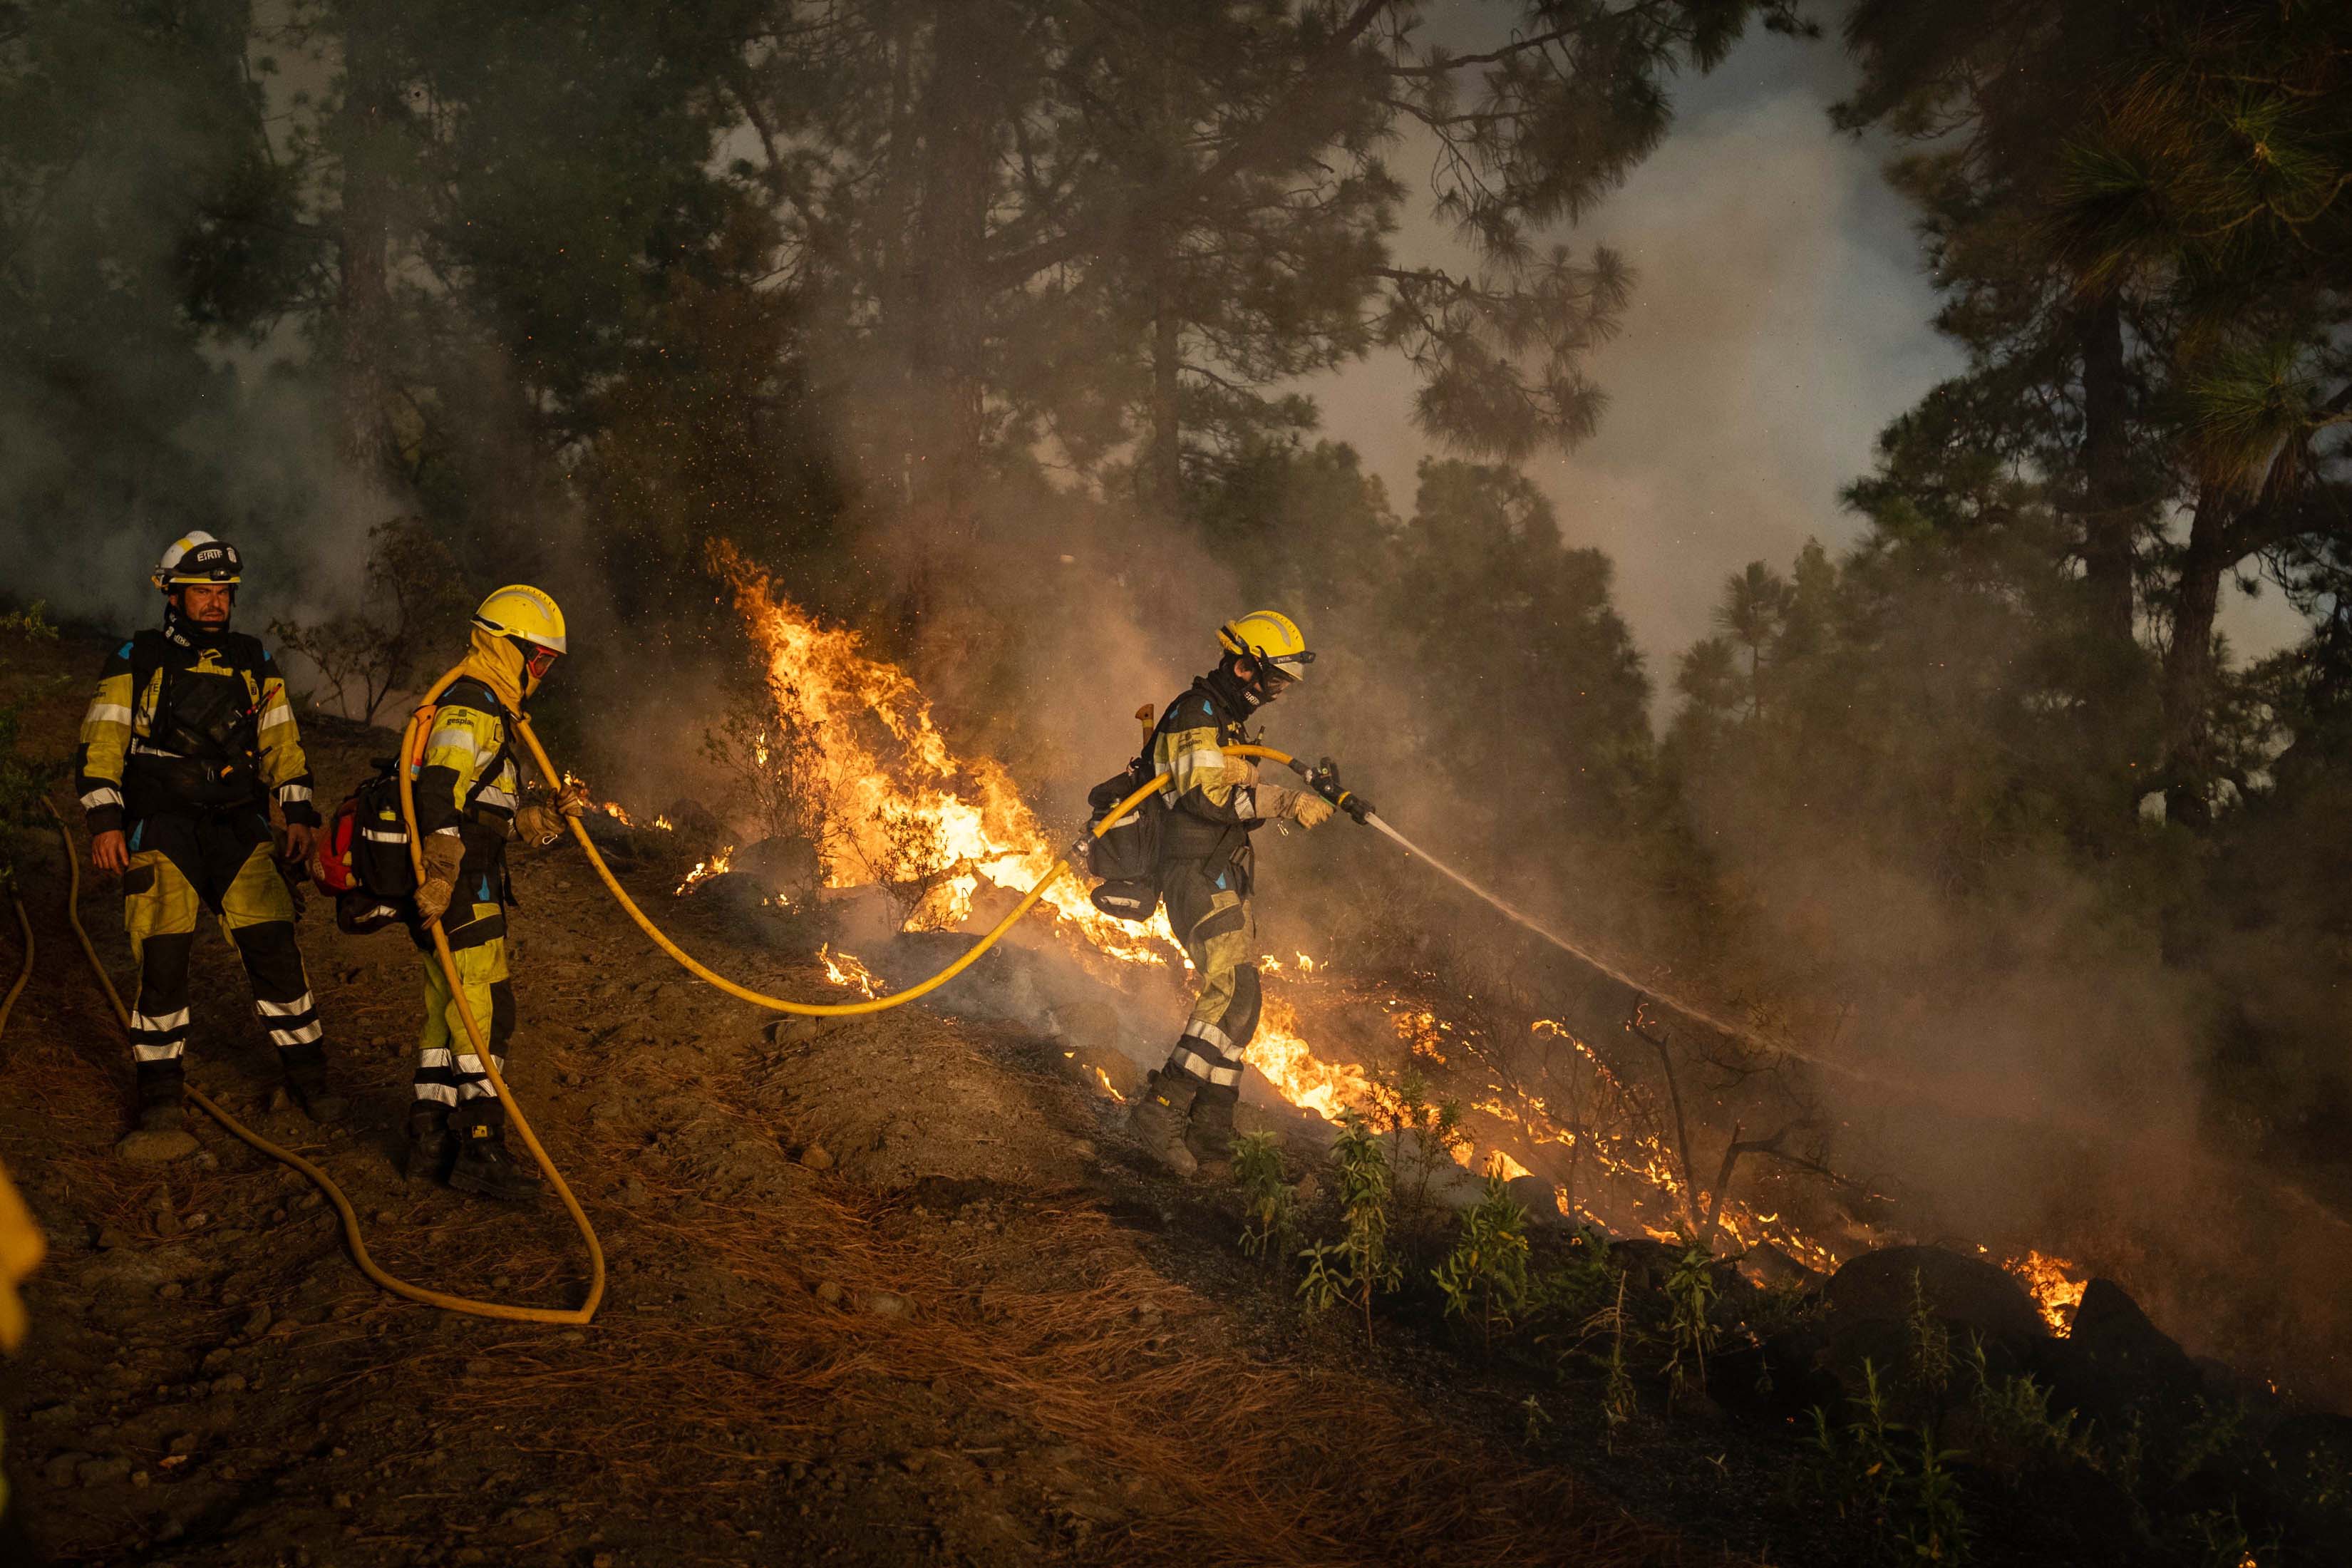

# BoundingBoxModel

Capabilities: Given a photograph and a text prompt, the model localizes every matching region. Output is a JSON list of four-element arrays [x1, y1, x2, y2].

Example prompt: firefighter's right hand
[[91, 830, 130, 875]]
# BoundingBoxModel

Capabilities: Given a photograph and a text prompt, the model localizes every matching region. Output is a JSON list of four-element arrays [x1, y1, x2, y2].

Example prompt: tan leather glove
[[413, 832, 468, 927], [1259, 787, 1335, 830], [555, 781, 592, 819], [514, 803, 566, 848]]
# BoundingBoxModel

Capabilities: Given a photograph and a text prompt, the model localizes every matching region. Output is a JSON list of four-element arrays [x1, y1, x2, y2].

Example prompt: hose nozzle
[[1294, 755, 1374, 825]]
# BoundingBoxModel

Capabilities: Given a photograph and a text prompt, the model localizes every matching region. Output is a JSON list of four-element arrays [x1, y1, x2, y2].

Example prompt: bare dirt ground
[[3, 629, 1779, 1568]]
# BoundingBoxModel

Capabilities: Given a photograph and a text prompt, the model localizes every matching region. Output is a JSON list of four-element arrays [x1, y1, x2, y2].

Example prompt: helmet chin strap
[[163, 591, 232, 643]]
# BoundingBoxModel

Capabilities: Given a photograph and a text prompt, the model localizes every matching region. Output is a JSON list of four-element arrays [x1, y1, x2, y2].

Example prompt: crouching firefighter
[[1126, 611, 1332, 1177], [401, 585, 587, 1201], [77, 532, 339, 1162]]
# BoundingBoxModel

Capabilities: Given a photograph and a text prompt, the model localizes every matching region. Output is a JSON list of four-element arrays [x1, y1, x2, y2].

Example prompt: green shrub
[[1232, 1130, 1296, 1261], [1299, 1113, 1401, 1348], [1432, 1167, 1532, 1351]]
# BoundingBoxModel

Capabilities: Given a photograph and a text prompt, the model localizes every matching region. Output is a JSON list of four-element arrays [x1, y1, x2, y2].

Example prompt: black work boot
[[118, 1061, 199, 1163], [1127, 1068, 1201, 1178], [447, 1100, 543, 1204], [279, 1043, 348, 1125], [402, 1100, 457, 1182], [1185, 1080, 1242, 1173]]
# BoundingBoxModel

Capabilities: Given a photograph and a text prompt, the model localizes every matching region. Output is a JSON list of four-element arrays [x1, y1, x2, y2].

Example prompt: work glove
[[514, 803, 567, 849], [413, 832, 468, 927], [1259, 787, 1334, 830], [555, 781, 592, 819]]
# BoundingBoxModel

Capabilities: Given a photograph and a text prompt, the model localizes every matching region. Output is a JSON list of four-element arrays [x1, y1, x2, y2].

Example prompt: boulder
[[2029, 1278, 2204, 1452], [1824, 1245, 2048, 1342]]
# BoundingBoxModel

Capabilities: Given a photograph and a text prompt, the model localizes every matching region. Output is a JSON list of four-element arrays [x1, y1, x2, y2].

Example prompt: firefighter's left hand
[[555, 781, 592, 820], [282, 822, 316, 865]]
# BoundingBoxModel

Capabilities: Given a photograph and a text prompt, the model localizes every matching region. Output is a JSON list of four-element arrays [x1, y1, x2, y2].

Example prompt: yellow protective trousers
[[414, 914, 513, 1105], [1158, 856, 1260, 1092], [120, 811, 319, 1065]]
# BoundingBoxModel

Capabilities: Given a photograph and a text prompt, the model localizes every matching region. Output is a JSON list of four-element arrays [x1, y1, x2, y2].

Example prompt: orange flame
[[726, 557, 1175, 961], [818, 944, 882, 999], [676, 846, 733, 895], [2006, 1249, 2088, 1333]]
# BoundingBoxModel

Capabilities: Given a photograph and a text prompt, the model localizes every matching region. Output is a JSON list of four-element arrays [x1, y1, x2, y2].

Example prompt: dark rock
[[1505, 1175, 1564, 1226], [2023, 1279, 2203, 1455], [43, 1451, 92, 1488], [1824, 1245, 2047, 1342], [76, 1455, 133, 1487]]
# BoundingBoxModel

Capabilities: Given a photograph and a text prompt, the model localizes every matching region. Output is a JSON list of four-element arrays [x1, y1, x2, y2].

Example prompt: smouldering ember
[[676, 846, 733, 895], [818, 944, 883, 999], [2006, 1249, 2090, 1333], [563, 770, 671, 831]]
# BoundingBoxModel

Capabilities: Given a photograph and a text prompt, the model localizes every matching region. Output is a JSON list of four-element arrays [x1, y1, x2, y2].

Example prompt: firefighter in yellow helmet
[[1126, 611, 1332, 1176], [402, 585, 588, 1201], [76, 532, 339, 1162]]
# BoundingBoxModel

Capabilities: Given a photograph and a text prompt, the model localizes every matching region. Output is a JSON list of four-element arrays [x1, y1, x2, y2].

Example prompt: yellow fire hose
[[502, 701, 1297, 1018], [1, 875, 31, 1046], [18, 661, 1292, 1324], [40, 798, 602, 1322]]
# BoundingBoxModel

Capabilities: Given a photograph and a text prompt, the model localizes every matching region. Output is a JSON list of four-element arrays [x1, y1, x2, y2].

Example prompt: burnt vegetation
[[5, 1, 2352, 1566]]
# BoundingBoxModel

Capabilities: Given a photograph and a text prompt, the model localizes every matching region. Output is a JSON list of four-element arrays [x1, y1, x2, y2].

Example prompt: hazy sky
[[1305, 26, 2308, 689]]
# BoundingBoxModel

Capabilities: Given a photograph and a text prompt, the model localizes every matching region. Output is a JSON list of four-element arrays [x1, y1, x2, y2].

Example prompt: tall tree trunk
[[2078, 295, 2137, 652], [2161, 488, 2232, 829], [887, 0, 999, 640], [334, 3, 400, 483], [1145, 277, 1182, 509]]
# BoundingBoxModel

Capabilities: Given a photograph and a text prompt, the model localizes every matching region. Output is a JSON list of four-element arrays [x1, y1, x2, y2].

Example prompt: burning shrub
[[701, 688, 839, 906], [857, 804, 962, 932]]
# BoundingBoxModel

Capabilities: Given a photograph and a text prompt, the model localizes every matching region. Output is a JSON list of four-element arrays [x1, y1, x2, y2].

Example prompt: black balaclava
[[1202, 656, 1264, 719]]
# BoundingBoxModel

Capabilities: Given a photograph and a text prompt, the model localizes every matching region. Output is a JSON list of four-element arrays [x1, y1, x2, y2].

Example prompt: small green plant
[[1963, 1336, 2089, 1468], [0, 602, 58, 641], [1904, 1434, 1972, 1562], [1594, 1274, 1637, 1450], [1907, 1268, 1954, 1404], [1811, 1360, 1975, 1562], [0, 698, 63, 878], [1432, 1166, 1532, 1351], [1520, 1393, 1551, 1445], [2175, 1503, 2266, 1568], [1662, 1238, 1722, 1403], [1368, 1068, 1467, 1240], [1299, 1113, 1401, 1348], [1232, 1130, 1296, 1261]]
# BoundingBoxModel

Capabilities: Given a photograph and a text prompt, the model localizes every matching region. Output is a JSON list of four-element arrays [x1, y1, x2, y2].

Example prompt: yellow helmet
[[1218, 609, 1313, 684], [472, 584, 567, 654], [152, 531, 242, 592]]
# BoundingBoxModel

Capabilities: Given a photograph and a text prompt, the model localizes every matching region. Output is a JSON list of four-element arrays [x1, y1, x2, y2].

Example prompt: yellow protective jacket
[[76, 627, 316, 835], [1150, 674, 1266, 863], [411, 630, 528, 842]]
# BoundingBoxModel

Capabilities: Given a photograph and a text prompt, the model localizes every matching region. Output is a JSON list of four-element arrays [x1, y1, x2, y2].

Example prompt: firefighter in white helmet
[[1126, 611, 1331, 1176], [401, 585, 588, 1201], [75, 532, 339, 1161]]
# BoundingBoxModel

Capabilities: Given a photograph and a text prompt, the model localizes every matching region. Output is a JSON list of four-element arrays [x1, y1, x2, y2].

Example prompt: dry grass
[[423, 1046, 1750, 1568]]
